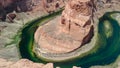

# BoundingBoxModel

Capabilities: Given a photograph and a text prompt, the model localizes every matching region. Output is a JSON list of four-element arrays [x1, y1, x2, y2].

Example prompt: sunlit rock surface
[[0, 58, 53, 68], [0, 0, 120, 68], [0, 58, 83, 68], [34, 0, 93, 54]]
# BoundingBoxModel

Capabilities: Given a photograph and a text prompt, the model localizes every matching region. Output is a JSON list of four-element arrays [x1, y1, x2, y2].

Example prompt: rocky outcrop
[[59, 0, 94, 45], [0, 0, 33, 21], [42, 0, 65, 13], [0, 58, 82, 68], [0, 0, 66, 21], [16, 0, 33, 12], [34, 0, 94, 54], [0, 0, 33, 12], [0, 58, 53, 68], [0, 0, 16, 21]]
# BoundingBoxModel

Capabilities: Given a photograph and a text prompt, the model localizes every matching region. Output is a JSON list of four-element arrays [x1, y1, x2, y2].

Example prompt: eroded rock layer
[[34, 0, 94, 54], [42, 0, 65, 13]]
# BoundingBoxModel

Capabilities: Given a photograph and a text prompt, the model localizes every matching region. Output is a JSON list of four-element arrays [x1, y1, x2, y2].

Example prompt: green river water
[[19, 11, 120, 68]]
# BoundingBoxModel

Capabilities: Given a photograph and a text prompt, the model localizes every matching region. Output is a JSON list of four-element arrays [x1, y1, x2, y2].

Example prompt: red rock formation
[[0, 0, 17, 8], [16, 0, 33, 12], [59, 0, 93, 41], [0, 0, 17, 21], [42, 0, 65, 13], [0, 0, 33, 21], [0, 0, 66, 21], [34, 0, 94, 54]]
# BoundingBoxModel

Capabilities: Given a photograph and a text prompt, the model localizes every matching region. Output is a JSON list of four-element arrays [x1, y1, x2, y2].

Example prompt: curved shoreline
[[19, 11, 120, 68]]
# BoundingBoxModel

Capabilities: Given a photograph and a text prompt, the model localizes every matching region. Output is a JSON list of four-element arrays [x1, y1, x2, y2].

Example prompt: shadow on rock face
[[0, 8, 6, 21], [0, 0, 33, 21]]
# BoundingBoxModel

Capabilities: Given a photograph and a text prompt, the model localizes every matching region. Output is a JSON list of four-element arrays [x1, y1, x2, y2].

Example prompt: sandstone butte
[[34, 0, 94, 54]]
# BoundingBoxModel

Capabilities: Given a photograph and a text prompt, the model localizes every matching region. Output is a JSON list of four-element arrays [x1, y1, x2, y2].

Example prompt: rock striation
[[34, 0, 94, 54]]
